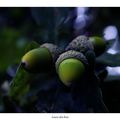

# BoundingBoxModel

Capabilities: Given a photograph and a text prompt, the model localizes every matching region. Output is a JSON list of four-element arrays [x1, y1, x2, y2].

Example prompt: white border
[[0, 0, 120, 7], [1, 113, 120, 120]]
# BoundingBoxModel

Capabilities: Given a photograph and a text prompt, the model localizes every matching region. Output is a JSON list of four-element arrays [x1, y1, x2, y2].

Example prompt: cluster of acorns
[[21, 35, 106, 87]]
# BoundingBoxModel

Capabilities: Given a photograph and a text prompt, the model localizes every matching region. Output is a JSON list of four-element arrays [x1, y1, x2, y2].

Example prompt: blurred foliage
[[97, 52, 120, 67], [31, 7, 75, 48], [0, 28, 29, 72]]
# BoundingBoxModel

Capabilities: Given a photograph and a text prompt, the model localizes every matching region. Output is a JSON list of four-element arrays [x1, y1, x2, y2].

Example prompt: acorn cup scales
[[66, 35, 94, 54]]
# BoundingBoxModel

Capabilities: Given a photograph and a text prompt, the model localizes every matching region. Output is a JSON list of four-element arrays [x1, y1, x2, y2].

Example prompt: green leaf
[[24, 40, 40, 53], [96, 52, 120, 67], [8, 41, 40, 105], [9, 63, 33, 103]]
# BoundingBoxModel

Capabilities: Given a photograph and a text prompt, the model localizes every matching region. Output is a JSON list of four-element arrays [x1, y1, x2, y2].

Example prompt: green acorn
[[22, 43, 63, 73], [89, 36, 106, 56], [66, 35, 94, 54], [56, 50, 88, 86]]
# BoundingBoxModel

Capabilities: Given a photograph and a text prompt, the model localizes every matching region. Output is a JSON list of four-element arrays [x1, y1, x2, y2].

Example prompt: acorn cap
[[55, 50, 88, 72], [40, 43, 63, 62], [66, 35, 94, 54]]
